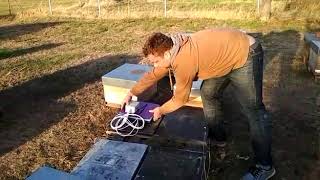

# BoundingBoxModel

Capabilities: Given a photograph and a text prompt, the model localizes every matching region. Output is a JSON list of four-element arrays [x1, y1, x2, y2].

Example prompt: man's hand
[[149, 107, 162, 121], [121, 91, 133, 110]]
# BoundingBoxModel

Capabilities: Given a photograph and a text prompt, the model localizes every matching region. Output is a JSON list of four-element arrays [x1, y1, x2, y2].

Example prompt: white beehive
[[102, 63, 157, 107]]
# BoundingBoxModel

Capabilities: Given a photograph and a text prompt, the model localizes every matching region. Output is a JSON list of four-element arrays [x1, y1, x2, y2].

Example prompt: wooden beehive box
[[174, 80, 203, 108], [102, 63, 157, 107]]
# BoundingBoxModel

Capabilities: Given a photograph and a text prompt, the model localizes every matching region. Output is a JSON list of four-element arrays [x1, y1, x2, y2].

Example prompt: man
[[122, 28, 275, 180]]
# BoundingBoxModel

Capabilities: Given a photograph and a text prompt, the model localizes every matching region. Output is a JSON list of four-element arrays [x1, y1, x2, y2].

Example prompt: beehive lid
[[102, 63, 153, 88]]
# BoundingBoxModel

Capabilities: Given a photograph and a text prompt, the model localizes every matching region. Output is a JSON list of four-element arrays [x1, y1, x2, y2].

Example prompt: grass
[[0, 0, 320, 20], [0, 16, 318, 90], [0, 14, 319, 180], [0, 48, 13, 59]]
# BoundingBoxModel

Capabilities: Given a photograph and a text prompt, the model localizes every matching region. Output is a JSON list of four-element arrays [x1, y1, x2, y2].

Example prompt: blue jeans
[[200, 42, 273, 166]]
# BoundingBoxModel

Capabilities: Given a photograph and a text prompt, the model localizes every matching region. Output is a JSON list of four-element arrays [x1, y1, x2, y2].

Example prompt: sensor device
[[125, 101, 140, 114]]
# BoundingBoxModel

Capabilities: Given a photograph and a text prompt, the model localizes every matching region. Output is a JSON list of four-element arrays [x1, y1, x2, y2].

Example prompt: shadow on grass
[[0, 21, 65, 40], [210, 30, 319, 180], [262, 30, 319, 180], [0, 54, 138, 155], [0, 43, 64, 60], [0, 14, 16, 21]]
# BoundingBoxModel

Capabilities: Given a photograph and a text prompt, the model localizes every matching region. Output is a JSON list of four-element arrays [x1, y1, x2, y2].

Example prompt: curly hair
[[142, 32, 173, 57]]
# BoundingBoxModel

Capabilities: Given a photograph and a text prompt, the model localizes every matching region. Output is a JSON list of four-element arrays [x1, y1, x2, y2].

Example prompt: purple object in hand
[[120, 102, 159, 122]]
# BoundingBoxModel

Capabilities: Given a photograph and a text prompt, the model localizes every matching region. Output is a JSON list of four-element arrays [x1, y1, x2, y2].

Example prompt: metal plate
[[71, 139, 147, 180]]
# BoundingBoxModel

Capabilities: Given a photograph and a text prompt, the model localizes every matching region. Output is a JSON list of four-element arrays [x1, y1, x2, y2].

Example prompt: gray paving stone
[[71, 139, 147, 180], [27, 166, 81, 180]]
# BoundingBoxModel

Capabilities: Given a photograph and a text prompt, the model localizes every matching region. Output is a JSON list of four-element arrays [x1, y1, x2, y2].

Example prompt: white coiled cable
[[110, 113, 145, 137]]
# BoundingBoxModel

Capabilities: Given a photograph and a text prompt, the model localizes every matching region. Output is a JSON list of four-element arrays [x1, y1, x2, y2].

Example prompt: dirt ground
[[0, 17, 319, 180]]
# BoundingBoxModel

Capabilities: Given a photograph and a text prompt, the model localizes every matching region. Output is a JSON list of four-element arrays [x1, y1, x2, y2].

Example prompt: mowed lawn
[[0, 16, 319, 179]]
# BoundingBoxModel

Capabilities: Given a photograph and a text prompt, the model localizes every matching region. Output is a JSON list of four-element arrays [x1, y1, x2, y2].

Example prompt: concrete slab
[[135, 146, 207, 180], [71, 139, 147, 180], [27, 166, 81, 180], [156, 106, 207, 142]]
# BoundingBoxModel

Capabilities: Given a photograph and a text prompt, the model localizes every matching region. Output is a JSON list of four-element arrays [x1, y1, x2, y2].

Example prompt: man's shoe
[[242, 164, 276, 180]]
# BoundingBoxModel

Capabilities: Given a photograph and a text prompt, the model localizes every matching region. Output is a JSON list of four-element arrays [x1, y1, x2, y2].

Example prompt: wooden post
[[48, 0, 52, 15], [127, 0, 130, 17], [97, 0, 101, 17], [7, 0, 12, 15], [259, 0, 271, 20], [164, 0, 167, 17]]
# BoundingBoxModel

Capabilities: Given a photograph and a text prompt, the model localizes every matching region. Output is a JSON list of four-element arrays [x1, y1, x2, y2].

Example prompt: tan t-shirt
[[131, 28, 250, 114]]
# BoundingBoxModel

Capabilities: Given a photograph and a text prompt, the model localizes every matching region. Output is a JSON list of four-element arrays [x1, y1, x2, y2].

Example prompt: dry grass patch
[[0, 17, 319, 179]]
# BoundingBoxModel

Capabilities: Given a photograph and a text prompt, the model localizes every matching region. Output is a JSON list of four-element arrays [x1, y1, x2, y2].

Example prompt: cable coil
[[110, 113, 145, 137]]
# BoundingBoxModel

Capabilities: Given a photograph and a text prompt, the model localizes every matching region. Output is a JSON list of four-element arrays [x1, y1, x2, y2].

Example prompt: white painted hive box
[[102, 63, 157, 107]]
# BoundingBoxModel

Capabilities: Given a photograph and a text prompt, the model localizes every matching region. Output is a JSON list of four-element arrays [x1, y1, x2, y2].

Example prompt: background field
[[0, 0, 320, 180], [0, 0, 320, 20]]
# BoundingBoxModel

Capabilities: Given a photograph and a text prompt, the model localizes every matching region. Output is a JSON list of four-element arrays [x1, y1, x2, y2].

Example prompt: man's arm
[[159, 68, 195, 114], [130, 67, 169, 96]]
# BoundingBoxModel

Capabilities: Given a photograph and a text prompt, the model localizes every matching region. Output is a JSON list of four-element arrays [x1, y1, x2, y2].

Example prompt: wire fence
[[0, 0, 259, 19], [0, 0, 319, 19]]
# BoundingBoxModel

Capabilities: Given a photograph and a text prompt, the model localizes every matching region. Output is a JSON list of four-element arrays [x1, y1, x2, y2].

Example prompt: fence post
[[259, 0, 271, 20], [97, 0, 101, 17], [7, 0, 12, 15], [48, 0, 52, 15], [164, 0, 167, 17], [127, 0, 130, 17]]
